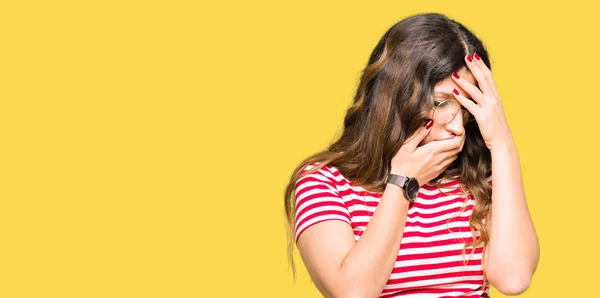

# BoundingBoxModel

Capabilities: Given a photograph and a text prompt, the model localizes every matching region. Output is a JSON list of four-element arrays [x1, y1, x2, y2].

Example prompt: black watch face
[[406, 179, 420, 200]]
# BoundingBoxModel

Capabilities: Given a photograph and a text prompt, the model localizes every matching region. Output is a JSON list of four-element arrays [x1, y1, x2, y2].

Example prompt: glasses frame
[[430, 98, 472, 125]]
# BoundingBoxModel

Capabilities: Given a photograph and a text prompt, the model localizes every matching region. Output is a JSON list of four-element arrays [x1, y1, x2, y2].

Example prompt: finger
[[440, 142, 463, 159], [451, 71, 487, 107], [442, 136, 464, 156], [451, 87, 480, 118], [437, 154, 459, 172], [440, 137, 463, 153], [465, 54, 494, 96], [403, 119, 433, 149], [422, 135, 462, 153], [473, 52, 499, 99]]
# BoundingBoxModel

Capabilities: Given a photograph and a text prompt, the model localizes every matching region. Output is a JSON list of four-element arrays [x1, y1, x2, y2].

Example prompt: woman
[[283, 13, 539, 298]]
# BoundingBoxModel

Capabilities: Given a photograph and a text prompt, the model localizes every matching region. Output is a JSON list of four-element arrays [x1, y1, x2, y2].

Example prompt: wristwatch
[[386, 173, 420, 202]]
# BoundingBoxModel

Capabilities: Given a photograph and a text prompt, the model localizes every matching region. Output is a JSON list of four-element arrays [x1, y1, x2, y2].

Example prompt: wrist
[[386, 173, 419, 202], [384, 183, 412, 205], [390, 169, 417, 184], [490, 140, 516, 155], [390, 168, 411, 177]]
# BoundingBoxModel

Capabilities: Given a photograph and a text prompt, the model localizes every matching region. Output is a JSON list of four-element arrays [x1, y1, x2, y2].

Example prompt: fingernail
[[474, 52, 481, 60], [452, 88, 459, 95], [453, 72, 460, 79], [466, 54, 473, 62], [424, 119, 433, 129]]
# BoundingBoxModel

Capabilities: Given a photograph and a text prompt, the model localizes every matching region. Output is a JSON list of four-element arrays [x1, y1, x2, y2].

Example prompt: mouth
[[443, 135, 456, 140]]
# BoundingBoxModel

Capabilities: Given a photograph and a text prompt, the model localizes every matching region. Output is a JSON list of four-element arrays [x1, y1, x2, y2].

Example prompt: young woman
[[283, 13, 539, 297]]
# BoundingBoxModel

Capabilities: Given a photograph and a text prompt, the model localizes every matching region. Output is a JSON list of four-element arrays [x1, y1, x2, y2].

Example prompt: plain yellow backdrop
[[1, 0, 598, 297]]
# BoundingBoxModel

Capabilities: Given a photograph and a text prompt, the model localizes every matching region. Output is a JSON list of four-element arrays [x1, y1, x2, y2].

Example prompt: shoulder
[[295, 163, 342, 200], [297, 163, 342, 187], [294, 163, 352, 243]]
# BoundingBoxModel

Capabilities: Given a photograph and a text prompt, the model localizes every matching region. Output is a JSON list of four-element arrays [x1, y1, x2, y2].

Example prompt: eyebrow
[[434, 91, 455, 100]]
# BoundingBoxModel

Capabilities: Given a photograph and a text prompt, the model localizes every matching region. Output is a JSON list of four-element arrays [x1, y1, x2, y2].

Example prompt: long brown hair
[[284, 12, 493, 288]]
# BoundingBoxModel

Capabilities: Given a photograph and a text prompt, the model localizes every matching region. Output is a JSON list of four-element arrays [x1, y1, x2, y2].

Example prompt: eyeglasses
[[431, 98, 472, 125]]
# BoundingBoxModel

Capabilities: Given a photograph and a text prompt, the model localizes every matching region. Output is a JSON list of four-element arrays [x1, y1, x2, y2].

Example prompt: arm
[[484, 140, 540, 295], [297, 183, 410, 298], [448, 52, 541, 295]]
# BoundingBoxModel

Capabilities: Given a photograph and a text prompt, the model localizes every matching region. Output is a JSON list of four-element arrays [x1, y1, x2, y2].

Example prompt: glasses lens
[[433, 99, 461, 124]]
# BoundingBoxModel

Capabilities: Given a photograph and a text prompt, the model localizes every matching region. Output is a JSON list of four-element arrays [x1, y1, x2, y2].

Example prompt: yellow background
[[1, 0, 597, 297]]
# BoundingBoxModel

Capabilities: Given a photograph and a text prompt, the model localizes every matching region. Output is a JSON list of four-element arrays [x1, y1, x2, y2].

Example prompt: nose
[[443, 111, 465, 135]]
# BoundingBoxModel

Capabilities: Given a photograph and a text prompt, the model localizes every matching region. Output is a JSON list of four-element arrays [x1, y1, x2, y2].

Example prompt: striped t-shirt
[[294, 163, 493, 297]]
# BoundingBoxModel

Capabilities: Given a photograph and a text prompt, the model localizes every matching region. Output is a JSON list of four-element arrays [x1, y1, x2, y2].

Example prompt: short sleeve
[[294, 164, 352, 243]]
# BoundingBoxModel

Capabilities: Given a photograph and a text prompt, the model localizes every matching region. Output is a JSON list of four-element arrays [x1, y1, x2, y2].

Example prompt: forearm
[[338, 183, 410, 298], [486, 140, 540, 291]]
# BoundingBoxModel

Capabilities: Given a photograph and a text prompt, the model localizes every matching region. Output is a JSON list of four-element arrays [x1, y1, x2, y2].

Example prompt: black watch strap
[[386, 174, 417, 202], [386, 174, 407, 189]]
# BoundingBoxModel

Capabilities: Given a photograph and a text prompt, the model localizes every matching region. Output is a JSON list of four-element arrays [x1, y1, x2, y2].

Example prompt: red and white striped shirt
[[295, 163, 493, 297]]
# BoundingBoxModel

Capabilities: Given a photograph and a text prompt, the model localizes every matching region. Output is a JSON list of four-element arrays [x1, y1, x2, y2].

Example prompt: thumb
[[404, 119, 433, 149]]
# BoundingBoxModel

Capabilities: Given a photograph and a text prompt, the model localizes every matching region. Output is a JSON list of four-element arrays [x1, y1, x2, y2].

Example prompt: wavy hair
[[283, 12, 493, 288]]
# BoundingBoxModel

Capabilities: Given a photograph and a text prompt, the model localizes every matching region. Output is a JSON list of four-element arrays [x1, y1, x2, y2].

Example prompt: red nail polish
[[466, 54, 473, 62], [474, 53, 481, 60], [424, 119, 433, 129], [453, 72, 460, 79], [452, 88, 459, 95]]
